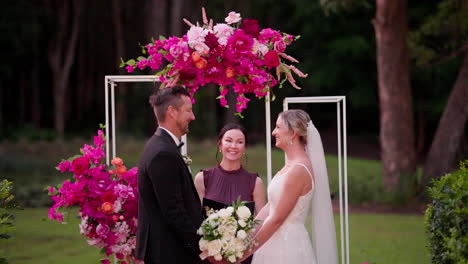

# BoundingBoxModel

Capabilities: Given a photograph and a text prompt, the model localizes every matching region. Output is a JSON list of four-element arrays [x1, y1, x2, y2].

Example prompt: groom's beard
[[176, 120, 190, 136]]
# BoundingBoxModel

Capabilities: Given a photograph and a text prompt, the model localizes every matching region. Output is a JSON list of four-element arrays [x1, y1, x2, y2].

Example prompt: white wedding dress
[[251, 163, 317, 264]]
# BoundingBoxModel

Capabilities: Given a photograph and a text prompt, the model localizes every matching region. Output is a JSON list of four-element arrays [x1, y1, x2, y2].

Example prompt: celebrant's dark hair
[[149, 86, 190, 122]]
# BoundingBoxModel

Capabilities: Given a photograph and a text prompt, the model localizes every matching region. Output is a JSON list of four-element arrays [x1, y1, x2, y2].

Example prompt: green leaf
[[234, 112, 244, 119], [159, 35, 167, 41], [126, 59, 136, 66], [137, 56, 146, 62], [66, 154, 81, 163]]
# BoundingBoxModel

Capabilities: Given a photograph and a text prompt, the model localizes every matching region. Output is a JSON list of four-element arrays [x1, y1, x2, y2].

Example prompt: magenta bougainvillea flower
[[121, 8, 307, 117], [48, 130, 139, 263]]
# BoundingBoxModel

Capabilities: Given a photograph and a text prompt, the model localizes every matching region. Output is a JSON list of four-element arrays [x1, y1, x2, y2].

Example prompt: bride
[[239, 109, 338, 264]]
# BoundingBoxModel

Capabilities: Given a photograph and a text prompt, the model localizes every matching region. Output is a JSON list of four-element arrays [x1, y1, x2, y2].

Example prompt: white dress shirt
[[159, 126, 181, 147]]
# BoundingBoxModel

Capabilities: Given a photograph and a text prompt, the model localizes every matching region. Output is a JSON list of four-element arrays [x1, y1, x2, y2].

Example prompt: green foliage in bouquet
[[425, 160, 468, 264], [0, 180, 19, 264]]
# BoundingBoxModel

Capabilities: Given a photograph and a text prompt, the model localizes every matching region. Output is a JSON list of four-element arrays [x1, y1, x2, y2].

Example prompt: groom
[[136, 86, 204, 264]]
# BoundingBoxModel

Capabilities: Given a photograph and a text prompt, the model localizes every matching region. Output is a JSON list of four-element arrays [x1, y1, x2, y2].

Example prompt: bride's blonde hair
[[279, 109, 311, 145]]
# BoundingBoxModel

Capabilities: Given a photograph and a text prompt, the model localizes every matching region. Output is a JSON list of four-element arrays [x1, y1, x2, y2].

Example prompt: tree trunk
[[373, 0, 416, 191], [145, 0, 168, 40], [19, 73, 26, 124], [170, 0, 183, 35], [423, 52, 468, 181], [48, 0, 82, 136], [223, 89, 240, 125], [31, 63, 41, 129], [113, 0, 128, 129]]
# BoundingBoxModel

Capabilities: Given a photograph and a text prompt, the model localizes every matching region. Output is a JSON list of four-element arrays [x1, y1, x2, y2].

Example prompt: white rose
[[238, 219, 246, 227], [226, 223, 237, 235], [214, 254, 223, 261], [223, 232, 234, 242], [208, 212, 219, 220], [199, 239, 208, 251], [218, 208, 232, 218], [228, 255, 237, 263], [237, 230, 247, 240], [234, 238, 245, 251], [225, 11, 241, 24], [226, 207, 234, 215], [236, 206, 251, 220], [197, 227, 204, 235], [207, 239, 222, 256]]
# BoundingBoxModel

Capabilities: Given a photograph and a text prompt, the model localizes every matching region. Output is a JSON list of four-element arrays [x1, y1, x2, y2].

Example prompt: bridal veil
[[306, 121, 339, 264]]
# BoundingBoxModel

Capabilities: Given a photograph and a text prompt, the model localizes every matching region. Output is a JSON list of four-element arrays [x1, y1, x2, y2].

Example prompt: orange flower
[[101, 202, 114, 214], [191, 51, 201, 62], [226, 67, 235, 78], [111, 157, 123, 167], [195, 58, 207, 69], [116, 165, 127, 175]]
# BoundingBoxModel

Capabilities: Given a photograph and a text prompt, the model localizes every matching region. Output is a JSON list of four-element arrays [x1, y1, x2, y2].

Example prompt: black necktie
[[177, 142, 184, 149]]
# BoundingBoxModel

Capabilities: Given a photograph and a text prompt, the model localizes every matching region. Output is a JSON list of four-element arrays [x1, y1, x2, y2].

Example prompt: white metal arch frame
[[264, 96, 349, 264], [105, 76, 349, 264], [104, 75, 188, 164]]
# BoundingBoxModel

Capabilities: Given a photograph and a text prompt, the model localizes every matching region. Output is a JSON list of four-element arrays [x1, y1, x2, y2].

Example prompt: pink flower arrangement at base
[[48, 130, 140, 264], [121, 8, 307, 117]]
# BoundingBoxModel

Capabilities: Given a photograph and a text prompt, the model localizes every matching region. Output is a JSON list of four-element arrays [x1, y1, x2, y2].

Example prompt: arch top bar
[[106, 75, 161, 83], [284, 96, 345, 104]]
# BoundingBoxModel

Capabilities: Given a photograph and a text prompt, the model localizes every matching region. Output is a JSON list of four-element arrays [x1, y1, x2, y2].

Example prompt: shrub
[[0, 179, 19, 264], [425, 160, 468, 264]]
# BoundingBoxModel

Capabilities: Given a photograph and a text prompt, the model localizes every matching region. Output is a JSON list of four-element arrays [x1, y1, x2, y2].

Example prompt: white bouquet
[[198, 200, 258, 263]]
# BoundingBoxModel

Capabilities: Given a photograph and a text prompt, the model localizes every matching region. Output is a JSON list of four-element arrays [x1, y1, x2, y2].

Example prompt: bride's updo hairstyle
[[279, 109, 311, 145]]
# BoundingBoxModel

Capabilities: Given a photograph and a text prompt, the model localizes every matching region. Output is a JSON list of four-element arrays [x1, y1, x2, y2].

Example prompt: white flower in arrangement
[[236, 205, 251, 219], [215, 254, 223, 261], [199, 239, 208, 251], [218, 208, 232, 218], [208, 239, 222, 256], [226, 206, 234, 214], [238, 219, 246, 227], [208, 212, 219, 220], [237, 230, 247, 240], [228, 255, 237, 263]]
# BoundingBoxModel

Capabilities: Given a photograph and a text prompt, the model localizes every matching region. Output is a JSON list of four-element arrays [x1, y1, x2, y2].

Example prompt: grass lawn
[[1, 208, 429, 264]]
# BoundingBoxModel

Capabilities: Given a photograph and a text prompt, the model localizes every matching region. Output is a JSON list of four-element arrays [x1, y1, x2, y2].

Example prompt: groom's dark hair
[[149, 86, 190, 123]]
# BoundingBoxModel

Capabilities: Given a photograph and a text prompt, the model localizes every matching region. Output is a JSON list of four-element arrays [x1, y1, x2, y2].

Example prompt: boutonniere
[[182, 155, 192, 166]]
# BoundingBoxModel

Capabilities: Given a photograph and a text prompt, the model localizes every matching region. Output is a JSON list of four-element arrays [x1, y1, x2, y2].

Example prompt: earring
[[289, 137, 293, 145]]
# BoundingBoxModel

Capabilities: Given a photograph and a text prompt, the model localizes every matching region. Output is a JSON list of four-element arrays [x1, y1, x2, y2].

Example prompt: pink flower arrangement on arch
[[48, 130, 139, 264], [121, 8, 307, 116]]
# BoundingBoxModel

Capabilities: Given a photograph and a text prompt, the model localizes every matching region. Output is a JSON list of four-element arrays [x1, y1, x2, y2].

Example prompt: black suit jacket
[[136, 128, 204, 264]]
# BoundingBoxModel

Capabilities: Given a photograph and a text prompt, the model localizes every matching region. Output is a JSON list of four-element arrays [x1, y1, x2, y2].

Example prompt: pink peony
[[225, 11, 241, 24], [264, 50, 280, 68], [187, 26, 207, 47], [241, 19, 260, 38], [72, 157, 89, 176]]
